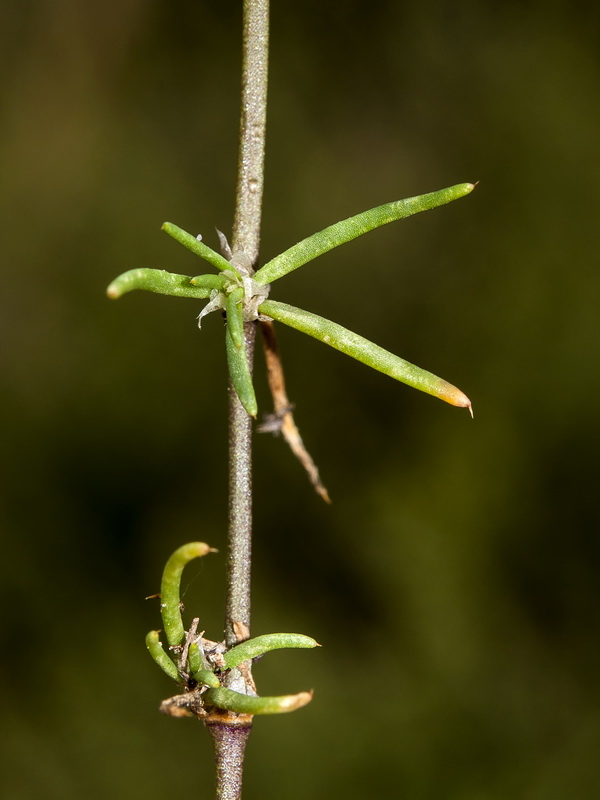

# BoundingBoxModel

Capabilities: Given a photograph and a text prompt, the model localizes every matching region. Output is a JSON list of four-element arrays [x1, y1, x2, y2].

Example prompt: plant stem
[[225, 0, 269, 646], [225, 325, 256, 647], [207, 1, 269, 798], [209, 720, 253, 800], [231, 0, 269, 266]]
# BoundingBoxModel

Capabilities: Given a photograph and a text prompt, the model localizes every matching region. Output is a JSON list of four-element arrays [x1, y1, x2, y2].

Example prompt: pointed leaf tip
[[260, 300, 472, 410], [436, 381, 472, 410], [254, 182, 477, 285]]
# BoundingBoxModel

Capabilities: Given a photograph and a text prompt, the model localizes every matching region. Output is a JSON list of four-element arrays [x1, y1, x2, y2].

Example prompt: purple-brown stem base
[[206, 714, 253, 800]]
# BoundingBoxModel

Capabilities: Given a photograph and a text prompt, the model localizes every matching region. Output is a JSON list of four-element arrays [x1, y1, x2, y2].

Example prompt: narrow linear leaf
[[146, 630, 180, 682], [226, 287, 245, 349], [204, 687, 314, 715], [189, 274, 227, 292], [224, 633, 320, 670], [253, 183, 475, 285], [260, 300, 471, 410], [107, 268, 214, 300], [225, 327, 258, 418], [192, 668, 221, 689], [162, 222, 235, 273], [161, 542, 217, 648], [186, 643, 220, 686], [187, 642, 202, 674]]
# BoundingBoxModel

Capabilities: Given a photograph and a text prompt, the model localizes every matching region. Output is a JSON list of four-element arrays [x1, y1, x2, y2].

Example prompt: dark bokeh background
[[2, 1, 599, 798]]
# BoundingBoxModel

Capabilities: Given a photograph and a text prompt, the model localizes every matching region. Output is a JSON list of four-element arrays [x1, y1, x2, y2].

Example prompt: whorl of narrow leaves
[[107, 182, 475, 416], [259, 300, 472, 410], [253, 183, 475, 285], [145, 543, 317, 708]]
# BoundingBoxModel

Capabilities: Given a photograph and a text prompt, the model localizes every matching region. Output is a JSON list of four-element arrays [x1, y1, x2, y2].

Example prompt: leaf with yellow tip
[[107, 268, 213, 300], [203, 687, 314, 715], [259, 300, 471, 411]]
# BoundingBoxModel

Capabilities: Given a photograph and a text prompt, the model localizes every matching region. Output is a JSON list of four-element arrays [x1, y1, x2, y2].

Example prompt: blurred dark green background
[[2, 1, 599, 798]]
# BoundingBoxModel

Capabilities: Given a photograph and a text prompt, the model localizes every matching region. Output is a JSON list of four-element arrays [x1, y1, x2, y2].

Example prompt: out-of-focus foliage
[[1, 1, 599, 798]]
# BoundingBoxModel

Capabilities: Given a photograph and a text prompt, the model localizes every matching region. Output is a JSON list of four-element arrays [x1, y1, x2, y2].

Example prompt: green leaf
[[203, 687, 313, 715], [145, 630, 180, 682], [160, 542, 217, 648], [225, 325, 258, 417], [107, 268, 214, 300], [253, 183, 475, 285], [191, 667, 221, 689], [224, 633, 320, 670], [187, 641, 202, 674], [162, 222, 236, 273], [189, 274, 227, 292], [187, 642, 220, 688], [259, 300, 471, 410], [226, 286, 245, 349]]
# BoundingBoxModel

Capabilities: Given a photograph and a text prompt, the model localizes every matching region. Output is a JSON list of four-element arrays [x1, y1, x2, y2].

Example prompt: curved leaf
[[146, 630, 179, 682], [192, 668, 221, 689], [107, 268, 213, 300], [160, 542, 217, 648]]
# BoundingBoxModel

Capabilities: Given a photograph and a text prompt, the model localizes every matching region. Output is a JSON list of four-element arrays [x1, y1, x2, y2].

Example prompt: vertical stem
[[208, 2, 269, 799], [225, 325, 256, 646], [231, 0, 269, 266], [210, 721, 253, 800], [225, 0, 269, 648]]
